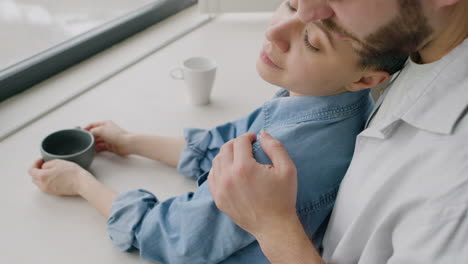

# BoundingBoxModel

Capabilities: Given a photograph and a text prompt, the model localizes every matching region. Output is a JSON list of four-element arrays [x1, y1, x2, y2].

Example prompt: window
[[199, 0, 282, 13], [0, 0, 197, 102]]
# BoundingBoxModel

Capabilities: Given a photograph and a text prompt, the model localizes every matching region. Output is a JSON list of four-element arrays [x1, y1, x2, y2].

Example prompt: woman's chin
[[256, 60, 280, 86]]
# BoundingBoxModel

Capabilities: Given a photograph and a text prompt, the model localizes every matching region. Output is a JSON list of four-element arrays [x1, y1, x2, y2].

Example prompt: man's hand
[[208, 131, 324, 264], [208, 131, 298, 237]]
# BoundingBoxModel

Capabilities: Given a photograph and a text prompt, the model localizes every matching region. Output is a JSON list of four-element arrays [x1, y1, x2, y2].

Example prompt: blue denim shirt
[[107, 89, 374, 264]]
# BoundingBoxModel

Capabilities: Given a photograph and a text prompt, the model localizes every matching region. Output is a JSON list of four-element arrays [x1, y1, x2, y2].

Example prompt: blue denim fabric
[[107, 89, 374, 264]]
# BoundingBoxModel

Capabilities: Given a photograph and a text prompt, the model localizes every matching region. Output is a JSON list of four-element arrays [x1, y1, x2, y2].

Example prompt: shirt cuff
[[177, 128, 213, 180], [107, 190, 158, 251]]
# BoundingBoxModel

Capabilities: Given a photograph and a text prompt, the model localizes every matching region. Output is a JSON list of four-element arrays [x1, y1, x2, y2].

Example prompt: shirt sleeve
[[107, 183, 255, 264], [177, 107, 263, 180]]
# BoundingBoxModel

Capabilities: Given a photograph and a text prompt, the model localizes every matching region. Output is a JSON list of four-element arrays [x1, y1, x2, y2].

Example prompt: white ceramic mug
[[170, 57, 217, 106]]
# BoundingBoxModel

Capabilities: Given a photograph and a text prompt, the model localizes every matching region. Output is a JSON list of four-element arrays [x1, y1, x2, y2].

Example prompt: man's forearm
[[257, 215, 324, 264], [126, 135, 185, 167]]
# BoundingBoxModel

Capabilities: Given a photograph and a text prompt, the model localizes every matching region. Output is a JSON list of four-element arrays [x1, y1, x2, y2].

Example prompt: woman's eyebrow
[[310, 21, 335, 50]]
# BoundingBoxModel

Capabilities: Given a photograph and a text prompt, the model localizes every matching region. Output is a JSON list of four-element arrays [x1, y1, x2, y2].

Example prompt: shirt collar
[[364, 39, 468, 138], [263, 88, 371, 128]]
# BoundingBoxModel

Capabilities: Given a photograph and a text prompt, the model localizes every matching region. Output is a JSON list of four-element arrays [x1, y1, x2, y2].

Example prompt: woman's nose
[[298, 0, 334, 23], [266, 17, 301, 53]]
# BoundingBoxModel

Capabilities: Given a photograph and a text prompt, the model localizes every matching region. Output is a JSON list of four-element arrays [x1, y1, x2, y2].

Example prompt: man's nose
[[266, 17, 301, 53], [298, 0, 334, 23]]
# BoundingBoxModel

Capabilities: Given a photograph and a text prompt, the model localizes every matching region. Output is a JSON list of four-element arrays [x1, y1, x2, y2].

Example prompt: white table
[[0, 12, 274, 263]]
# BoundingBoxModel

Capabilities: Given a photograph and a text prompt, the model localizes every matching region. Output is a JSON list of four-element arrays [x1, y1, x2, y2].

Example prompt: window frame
[[199, 0, 282, 13], [0, 0, 197, 102]]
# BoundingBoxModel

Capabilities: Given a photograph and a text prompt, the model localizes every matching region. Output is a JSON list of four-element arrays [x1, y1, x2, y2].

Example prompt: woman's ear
[[346, 70, 389, 92]]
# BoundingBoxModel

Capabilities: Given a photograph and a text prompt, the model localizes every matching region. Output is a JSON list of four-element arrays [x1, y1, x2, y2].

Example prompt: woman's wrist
[[121, 133, 135, 155], [76, 170, 118, 218], [76, 170, 98, 197]]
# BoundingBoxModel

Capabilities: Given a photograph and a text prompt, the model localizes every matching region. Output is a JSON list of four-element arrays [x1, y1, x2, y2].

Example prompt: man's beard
[[322, 0, 433, 60]]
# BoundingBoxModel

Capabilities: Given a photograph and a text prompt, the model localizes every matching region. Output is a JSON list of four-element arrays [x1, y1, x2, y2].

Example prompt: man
[[208, 0, 468, 263]]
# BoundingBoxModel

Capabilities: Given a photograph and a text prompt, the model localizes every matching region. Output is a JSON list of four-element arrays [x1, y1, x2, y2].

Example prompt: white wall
[[199, 0, 283, 13]]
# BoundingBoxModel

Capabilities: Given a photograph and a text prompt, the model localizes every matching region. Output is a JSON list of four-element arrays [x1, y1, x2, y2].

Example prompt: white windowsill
[[0, 6, 210, 141]]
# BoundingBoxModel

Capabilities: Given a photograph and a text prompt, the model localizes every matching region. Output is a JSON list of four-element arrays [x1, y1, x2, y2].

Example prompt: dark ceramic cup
[[40, 128, 95, 169]]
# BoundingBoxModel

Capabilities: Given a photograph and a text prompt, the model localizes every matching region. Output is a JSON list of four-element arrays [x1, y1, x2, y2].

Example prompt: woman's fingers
[[84, 121, 104, 131], [89, 126, 104, 137], [31, 159, 44, 170], [96, 142, 109, 152], [28, 159, 44, 176], [41, 160, 60, 171]]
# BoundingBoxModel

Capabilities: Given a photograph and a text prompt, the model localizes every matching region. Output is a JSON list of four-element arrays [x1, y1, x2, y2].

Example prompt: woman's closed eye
[[285, 1, 296, 12], [304, 30, 320, 52], [285, 1, 321, 52]]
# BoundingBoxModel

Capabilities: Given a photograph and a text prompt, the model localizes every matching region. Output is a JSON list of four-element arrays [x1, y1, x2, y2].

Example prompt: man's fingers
[[218, 139, 234, 165], [209, 141, 233, 196], [259, 131, 296, 175], [208, 169, 217, 200], [233, 132, 257, 164]]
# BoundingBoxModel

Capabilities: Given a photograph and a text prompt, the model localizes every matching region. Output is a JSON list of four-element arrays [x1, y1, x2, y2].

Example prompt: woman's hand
[[208, 131, 299, 238], [29, 159, 118, 218], [29, 159, 92, 196], [85, 121, 131, 156]]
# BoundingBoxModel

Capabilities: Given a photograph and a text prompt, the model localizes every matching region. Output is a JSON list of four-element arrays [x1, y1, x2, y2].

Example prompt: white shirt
[[322, 38, 468, 264], [371, 57, 439, 124]]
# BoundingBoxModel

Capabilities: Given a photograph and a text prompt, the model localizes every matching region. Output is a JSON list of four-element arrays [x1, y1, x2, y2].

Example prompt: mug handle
[[170, 68, 184, 80]]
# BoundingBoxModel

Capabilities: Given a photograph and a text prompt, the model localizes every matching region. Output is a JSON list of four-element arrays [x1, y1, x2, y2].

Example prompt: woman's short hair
[[359, 51, 408, 75]]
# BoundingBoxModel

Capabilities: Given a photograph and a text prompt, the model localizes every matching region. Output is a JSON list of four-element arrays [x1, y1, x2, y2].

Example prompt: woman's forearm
[[77, 172, 118, 218], [257, 215, 324, 264], [125, 135, 186, 167]]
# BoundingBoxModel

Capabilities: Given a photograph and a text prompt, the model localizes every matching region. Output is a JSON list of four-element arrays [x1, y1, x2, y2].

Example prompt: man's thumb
[[259, 131, 295, 172]]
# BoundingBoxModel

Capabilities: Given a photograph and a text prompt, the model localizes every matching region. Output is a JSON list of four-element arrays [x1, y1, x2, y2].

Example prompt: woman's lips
[[260, 49, 283, 70]]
